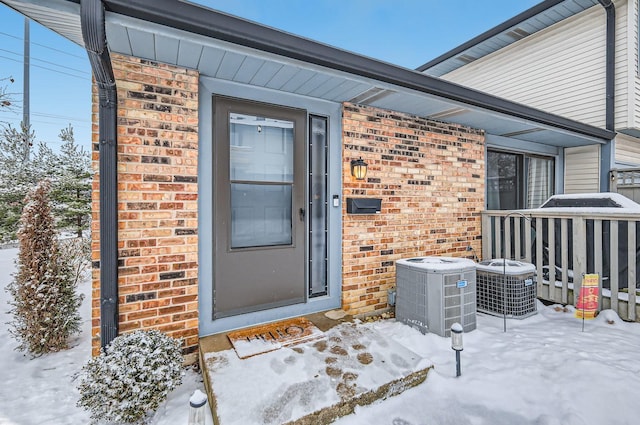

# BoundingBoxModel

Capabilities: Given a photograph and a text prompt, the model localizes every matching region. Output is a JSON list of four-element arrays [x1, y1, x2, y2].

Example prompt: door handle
[[299, 208, 305, 221]]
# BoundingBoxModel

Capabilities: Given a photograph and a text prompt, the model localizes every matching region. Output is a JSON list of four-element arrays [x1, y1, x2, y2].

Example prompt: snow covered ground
[[2, 246, 640, 425], [0, 248, 213, 425]]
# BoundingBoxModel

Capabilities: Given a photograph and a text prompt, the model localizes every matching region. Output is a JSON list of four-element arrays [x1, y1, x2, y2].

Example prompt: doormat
[[227, 317, 324, 359]]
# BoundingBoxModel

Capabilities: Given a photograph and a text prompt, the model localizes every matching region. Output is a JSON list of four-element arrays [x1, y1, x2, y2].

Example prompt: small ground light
[[188, 389, 208, 425], [451, 322, 463, 377]]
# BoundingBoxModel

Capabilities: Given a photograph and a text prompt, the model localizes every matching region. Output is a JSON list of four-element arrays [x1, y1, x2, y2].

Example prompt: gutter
[[598, 0, 615, 131], [598, 0, 616, 190], [80, 0, 119, 349], [98, 0, 614, 143]]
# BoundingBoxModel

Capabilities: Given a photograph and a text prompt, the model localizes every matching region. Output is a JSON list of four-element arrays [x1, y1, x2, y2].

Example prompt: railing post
[[514, 217, 522, 260], [610, 221, 619, 313], [494, 216, 502, 262], [504, 216, 511, 261], [572, 217, 586, 307], [535, 217, 544, 300], [524, 218, 532, 263], [628, 221, 637, 321], [560, 218, 569, 304], [482, 212, 491, 261], [548, 217, 556, 301], [594, 219, 603, 311]]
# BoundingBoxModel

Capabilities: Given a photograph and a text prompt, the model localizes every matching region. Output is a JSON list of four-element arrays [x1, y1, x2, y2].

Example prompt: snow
[[189, 389, 207, 408], [230, 336, 282, 359], [396, 256, 476, 272], [2, 246, 640, 424], [519, 192, 640, 214], [204, 321, 431, 425], [541, 192, 640, 210], [0, 247, 213, 425], [477, 258, 536, 275], [450, 322, 463, 333]]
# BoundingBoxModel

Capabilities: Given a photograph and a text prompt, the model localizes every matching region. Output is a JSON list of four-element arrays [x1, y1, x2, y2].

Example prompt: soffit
[[1, 0, 611, 148]]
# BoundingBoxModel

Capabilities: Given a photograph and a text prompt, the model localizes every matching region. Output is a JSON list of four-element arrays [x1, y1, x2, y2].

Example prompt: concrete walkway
[[199, 311, 432, 425]]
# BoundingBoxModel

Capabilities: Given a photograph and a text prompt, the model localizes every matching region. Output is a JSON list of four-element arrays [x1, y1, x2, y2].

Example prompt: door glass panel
[[309, 116, 328, 297], [487, 151, 522, 210], [230, 183, 292, 248], [526, 156, 554, 208], [229, 112, 295, 249], [230, 113, 293, 182]]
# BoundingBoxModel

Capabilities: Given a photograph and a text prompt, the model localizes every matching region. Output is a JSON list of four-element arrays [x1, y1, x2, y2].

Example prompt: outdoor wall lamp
[[350, 157, 368, 180], [451, 322, 463, 377]]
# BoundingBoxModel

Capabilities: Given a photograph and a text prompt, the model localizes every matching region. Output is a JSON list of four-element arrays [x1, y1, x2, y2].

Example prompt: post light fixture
[[450, 322, 463, 377], [350, 157, 368, 180], [188, 389, 208, 425]]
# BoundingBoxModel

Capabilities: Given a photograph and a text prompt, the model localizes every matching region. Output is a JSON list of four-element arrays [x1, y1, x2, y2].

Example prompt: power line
[[0, 55, 89, 80], [32, 112, 91, 123], [0, 30, 86, 60], [0, 54, 89, 81], [0, 116, 91, 130], [0, 47, 91, 76], [31, 63, 89, 80], [0, 112, 91, 123]]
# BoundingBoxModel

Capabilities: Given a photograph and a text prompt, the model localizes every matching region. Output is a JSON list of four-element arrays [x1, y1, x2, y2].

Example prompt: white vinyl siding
[[632, 0, 640, 128], [616, 133, 640, 165], [564, 145, 601, 193], [442, 1, 632, 131]]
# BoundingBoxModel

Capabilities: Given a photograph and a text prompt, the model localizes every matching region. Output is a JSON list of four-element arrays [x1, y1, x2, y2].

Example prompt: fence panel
[[482, 210, 640, 322]]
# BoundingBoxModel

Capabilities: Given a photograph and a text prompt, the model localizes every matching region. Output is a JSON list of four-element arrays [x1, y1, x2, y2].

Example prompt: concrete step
[[199, 311, 432, 425]]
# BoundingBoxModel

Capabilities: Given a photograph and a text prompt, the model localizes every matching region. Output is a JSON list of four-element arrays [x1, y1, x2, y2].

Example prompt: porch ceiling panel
[[155, 34, 180, 65], [2, 0, 613, 150], [2, 0, 84, 46], [215, 51, 246, 81], [365, 92, 600, 147], [365, 92, 468, 121], [175, 39, 203, 70]]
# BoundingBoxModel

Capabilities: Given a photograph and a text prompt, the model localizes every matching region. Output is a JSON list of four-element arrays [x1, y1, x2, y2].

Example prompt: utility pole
[[23, 17, 30, 128], [23, 17, 30, 161]]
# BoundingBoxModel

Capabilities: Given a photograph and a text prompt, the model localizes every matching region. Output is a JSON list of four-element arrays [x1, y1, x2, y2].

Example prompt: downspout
[[598, 0, 616, 191], [80, 0, 119, 349]]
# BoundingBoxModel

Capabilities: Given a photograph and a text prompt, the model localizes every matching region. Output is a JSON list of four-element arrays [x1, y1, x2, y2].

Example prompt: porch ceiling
[[2, 0, 613, 148]]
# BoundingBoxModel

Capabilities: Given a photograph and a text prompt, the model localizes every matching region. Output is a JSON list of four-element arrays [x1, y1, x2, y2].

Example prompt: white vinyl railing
[[481, 210, 639, 321]]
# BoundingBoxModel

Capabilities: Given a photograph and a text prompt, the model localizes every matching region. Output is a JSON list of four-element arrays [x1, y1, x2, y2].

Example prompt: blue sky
[[0, 0, 540, 150]]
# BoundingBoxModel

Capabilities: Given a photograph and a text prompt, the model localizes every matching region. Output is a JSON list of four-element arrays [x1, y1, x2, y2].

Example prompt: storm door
[[213, 96, 307, 318]]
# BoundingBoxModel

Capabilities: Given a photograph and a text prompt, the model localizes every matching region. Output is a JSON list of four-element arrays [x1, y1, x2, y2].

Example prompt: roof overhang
[[1, 0, 614, 148], [417, 0, 601, 77]]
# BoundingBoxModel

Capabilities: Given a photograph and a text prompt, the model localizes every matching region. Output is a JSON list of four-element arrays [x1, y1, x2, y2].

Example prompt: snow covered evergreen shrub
[[76, 330, 184, 424], [6, 179, 83, 355]]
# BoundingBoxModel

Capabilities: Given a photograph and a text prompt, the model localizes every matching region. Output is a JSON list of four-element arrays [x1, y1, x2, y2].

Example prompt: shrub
[[6, 179, 83, 355], [76, 330, 184, 424]]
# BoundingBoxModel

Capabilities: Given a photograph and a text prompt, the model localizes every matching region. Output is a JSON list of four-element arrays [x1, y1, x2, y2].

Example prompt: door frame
[[198, 77, 343, 337], [212, 95, 307, 318]]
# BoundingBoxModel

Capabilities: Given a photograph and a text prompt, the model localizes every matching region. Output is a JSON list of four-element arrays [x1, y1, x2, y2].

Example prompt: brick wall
[[341, 103, 485, 316], [91, 53, 199, 360]]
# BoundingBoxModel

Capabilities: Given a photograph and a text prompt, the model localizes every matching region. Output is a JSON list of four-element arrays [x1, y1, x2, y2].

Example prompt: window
[[229, 113, 295, 248], [487, 150, 554, 210], [309, 115, 328, 297]]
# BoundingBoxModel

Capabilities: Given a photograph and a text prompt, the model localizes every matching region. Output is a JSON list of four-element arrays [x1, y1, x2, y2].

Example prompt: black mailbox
[[346, 198, 382, 214]]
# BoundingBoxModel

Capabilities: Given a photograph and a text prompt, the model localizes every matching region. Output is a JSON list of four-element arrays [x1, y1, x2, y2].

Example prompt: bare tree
[[0, 76, 19, 123]]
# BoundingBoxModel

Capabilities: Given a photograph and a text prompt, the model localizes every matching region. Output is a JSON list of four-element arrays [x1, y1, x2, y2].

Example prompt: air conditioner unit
[[476, 259, 537, 319], [395, 257, 476, 337]]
